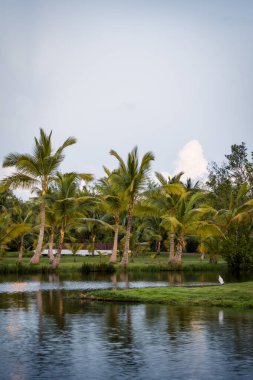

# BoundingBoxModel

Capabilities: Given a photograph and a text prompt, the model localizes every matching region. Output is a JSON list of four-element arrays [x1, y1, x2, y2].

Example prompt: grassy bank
[[0, 252, 226, 274], [78, 282, 253, 309]]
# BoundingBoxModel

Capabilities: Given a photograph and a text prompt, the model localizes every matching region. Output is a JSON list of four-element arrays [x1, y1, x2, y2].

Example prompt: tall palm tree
[[1, 128, 76, 264], [96, 167, 127, 264], [110, 146, 155, 266]]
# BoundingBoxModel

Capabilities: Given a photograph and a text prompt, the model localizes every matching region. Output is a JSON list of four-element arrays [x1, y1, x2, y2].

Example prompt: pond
[[1, 270, 253, 294], [0, 273, 253, 379]]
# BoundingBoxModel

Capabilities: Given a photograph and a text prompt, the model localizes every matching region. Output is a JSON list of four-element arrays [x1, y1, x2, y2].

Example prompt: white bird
[[218, 275, 224, 285]]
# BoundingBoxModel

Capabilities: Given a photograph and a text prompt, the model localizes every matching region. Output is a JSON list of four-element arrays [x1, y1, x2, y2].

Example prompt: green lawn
[[0, 251, 226, 273], [79, 282, 253, 309]]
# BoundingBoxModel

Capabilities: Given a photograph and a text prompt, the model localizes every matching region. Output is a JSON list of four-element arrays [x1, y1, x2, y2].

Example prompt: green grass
[[0, 252, 226, 274], [78, 282, 253, 309]]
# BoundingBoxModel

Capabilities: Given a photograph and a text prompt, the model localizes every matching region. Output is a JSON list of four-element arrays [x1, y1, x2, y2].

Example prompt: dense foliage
[[1, 130, 253, 271]]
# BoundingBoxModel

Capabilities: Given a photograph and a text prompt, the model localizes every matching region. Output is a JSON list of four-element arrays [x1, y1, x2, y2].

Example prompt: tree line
[[1, 129, 253, 270]]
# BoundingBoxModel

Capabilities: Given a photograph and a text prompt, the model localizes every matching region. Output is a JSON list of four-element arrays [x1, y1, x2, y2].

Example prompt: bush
[[81, 263, 116, 274], [221, 226, 253, 271]]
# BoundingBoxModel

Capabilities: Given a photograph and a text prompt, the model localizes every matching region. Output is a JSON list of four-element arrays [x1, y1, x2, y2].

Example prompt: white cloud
[[173, 140, 208, 180]]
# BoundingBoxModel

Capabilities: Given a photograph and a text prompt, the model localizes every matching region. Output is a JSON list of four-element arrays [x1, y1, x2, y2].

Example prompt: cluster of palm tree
[[1, 129, 253, 268], [0, 129, 93, 267]]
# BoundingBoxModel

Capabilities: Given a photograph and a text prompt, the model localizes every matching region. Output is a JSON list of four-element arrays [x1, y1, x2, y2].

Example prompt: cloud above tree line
[[174, 140, 208, 180]]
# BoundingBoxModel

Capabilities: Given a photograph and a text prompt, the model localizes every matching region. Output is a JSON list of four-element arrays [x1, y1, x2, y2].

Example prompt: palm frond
[[54, 136, 77, 157], [110, 149, 127, 172], [1, 173, 38, 190], [163, 183, 186, 196], [236, 182, 249, 204], [103, 166, 112, 177], [187, 222, 224, 239], [77, 218, 114, 230], [0, 223, 32, 245], [161, 215, 183, 229], [154, 172, 167, 185], [185, 191, 207, 213], [231, 211, 252, 224], [79, 173, 94, 182]]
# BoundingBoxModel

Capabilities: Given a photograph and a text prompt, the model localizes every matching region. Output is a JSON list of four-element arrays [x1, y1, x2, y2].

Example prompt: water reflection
[[0, 271, 238, 295], [0, 287, 253, 380]]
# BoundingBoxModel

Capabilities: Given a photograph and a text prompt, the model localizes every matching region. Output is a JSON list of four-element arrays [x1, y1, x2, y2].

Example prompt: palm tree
[[161, 191, 223, 264], [140, 216, 165, 256], [110, 146, 155, 266], [96, 167, 126, 264], [150, 171, 186, 263], [198, 237, 222, 263], [184, 177, 201, 192], [154, 171, 184, 186], [45, 193, 59, 263], [65, 241, 83, 262], [1, 128, 76, 264], [51, 172, 93, 268]]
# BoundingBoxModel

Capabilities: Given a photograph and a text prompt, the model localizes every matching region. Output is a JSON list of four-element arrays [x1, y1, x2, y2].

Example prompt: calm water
[[0, 273, 253, 380]]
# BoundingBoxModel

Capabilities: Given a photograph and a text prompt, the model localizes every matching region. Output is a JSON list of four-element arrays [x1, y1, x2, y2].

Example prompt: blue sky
[[0, 0, 253, 191]]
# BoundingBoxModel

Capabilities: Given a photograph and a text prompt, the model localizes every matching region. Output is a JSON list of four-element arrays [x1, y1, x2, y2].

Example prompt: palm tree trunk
[[52, 227, 65, 269], [120, 205, 133, 267], [156, 240, 161, 255], [48, 225, 55, 263], [18, 235, 24, 261], [110, 215, 120, 264], [168, 229, 175, 263], [92, 234, 96, 256], [30, 202, 45, 264], [174, 234, 184, 264]]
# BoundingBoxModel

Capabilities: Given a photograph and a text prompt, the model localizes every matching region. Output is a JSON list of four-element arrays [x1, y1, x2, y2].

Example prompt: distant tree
[[207, 142, 253, 209], [65, 241, 83, 262], [214, 183, 253, 270]]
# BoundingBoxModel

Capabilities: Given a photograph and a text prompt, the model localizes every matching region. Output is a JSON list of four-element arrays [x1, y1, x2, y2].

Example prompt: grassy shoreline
[[0, 253, 227, 274], [77, 282, 253, 309]]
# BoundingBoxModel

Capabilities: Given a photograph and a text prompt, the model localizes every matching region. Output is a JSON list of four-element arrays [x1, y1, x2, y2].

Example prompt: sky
[[0, 0, 253, 197]]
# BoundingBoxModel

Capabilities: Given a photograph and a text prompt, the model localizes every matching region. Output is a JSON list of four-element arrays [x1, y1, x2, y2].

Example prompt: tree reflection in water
[[1, 275, 253, 380]]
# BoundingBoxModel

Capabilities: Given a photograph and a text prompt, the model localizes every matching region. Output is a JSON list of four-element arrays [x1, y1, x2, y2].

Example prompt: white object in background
[[218, 275, 224, 285]]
